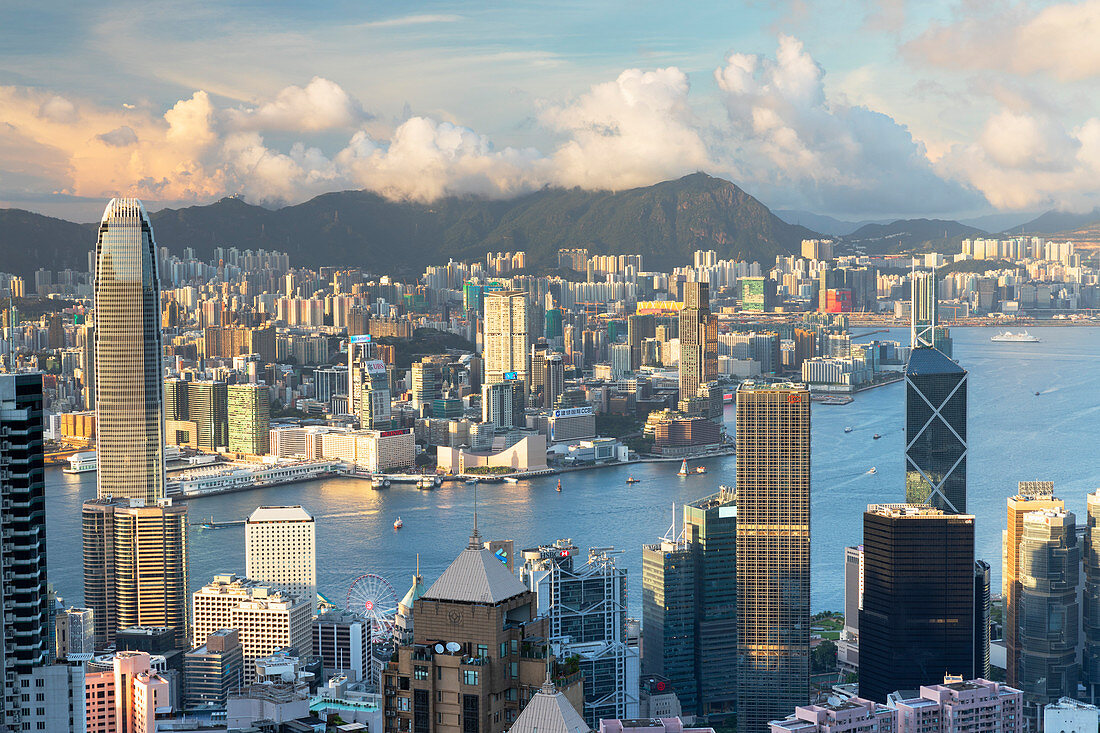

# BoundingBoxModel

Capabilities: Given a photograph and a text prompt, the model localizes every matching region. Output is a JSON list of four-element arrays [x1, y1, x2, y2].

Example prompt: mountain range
[[2, 173, 1098, 282]]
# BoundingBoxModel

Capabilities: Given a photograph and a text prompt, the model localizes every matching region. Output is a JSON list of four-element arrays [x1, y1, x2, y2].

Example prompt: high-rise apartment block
[[313, 610, 368, 682], [521, 541, 640, 727], [770, 697, 893, 733], [228, 383, 270, 455], [1003, 482, 1062, 688], [859, 504, 978, 703], [904, 348, 967, 514], [0, 374, 51, 725], [1017, 509, 1079, 724], [93, 198, 166, 503], [890, 678, 1023, 733], [245, 505, 317, 610], [678, 282, 717, 403], [84, 651, 170, 733], [191, 574, 312, 686], [736, 382, 811, 732], [56, 607, 96, 662], [483, 290, 529, 386], [82, 498, 190, 648]]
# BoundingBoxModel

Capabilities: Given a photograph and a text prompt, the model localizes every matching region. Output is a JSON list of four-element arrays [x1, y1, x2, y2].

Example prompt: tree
[[811, 640, 837, 673]]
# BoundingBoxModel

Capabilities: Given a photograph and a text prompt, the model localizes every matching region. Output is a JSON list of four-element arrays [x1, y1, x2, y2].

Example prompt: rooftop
[[423, 530, 529, 605], [248, 505, 314, 523], [905, 347, 965, 376], [508, 681, 592, 733]]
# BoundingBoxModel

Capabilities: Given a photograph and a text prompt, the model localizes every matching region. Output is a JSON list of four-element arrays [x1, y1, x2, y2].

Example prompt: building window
[[414, 666, 428, 680], [398, 696, 410, 711], [499, 642, 507, 658], [463, 670, 479, 686], [476, 644, 488, 659]]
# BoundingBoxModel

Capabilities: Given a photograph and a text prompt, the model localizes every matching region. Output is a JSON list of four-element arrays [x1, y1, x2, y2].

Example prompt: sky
[[4, 0, 1100, 222]]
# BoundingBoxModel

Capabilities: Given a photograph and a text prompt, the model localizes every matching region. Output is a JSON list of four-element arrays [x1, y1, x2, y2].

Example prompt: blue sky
[[3, 0, 1100, 221]]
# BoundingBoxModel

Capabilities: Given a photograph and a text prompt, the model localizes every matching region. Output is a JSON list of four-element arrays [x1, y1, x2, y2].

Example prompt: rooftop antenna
[[468, 481, 481, 549]]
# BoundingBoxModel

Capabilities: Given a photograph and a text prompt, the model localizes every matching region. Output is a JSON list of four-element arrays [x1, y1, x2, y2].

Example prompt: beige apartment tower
[[82, 498, 190, 648], [1004, 481, 1062, 688], [678, 282, 718, 403], [93, 198, 166, 503], [482, 290, 529, 386], [736, 381, 811, 733]]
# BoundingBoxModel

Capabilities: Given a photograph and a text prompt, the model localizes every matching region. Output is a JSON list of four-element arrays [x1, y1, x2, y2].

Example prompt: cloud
[[37, 95, 78, 123], [906, 1, 1100, 82], [355, 14, 463, 29], [96, 126, 138, 147], [226, 76, 367, 132], [712, 35, 983, 214]]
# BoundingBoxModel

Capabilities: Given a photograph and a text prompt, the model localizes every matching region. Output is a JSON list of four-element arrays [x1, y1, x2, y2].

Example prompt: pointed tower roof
[[507, 679, 592, 733], [421, 537, 528, 605]]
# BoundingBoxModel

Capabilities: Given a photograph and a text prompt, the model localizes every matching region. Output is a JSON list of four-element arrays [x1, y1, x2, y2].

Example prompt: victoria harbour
[[44, 326, 1100, 616]]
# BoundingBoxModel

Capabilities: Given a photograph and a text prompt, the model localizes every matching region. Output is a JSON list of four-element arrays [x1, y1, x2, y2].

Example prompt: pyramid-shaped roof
[[906, 346, 965, 376], [508, 683, 592, 733], [422, 532, 529, 604]]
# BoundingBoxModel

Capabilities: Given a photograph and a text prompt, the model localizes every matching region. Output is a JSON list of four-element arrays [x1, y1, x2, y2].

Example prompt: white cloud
[[226, 76, 366, 132], [355, 14, 463, 29], [906, 0, 1100, 82]]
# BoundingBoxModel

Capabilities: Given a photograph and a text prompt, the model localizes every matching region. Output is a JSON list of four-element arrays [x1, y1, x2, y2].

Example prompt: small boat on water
[[556, 478, 562, 492], [626, 477, 640, 484], [200, 517, 226, 530], [371, 476, 390, 489], [844, 426, 853, 433], [873, 434, 881, 440], [393, 517, 403, 529], [417, 476, 439, 490], [869, 467, 877, 475], [694, 466, 707, 474], [1035, 391, 1041, 396], [503, 477, 519, 484], [678, 459, 689, 477]]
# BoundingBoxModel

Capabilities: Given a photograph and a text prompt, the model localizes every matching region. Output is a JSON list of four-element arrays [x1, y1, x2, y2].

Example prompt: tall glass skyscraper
[[678, 282, 717, 404], [735, 382, 810, 733], [93, 198, 165, 503], [904, 347, 967, 514], [1084, 491, 1100, 703]]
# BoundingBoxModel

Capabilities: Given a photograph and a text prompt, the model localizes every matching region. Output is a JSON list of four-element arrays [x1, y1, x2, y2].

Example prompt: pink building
[[85, 651, 171, 733], [770, 698, 894, 733], [893, 679, 1022, 733], [599, 719, 716, 733]]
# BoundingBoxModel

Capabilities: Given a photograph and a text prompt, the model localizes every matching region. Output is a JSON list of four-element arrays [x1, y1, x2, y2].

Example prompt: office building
[[245, 505, 316, 612], [187, 380, 228, 450], [1044, 698, 1099, 733], [678, 282, 717, 402], [313, 609, 368, 682], [684, 488, 737, 716], [482, 380, 519, 429], [521, 541, 640, 727], [1017, 509, 1079, 724], [643, 528, 697, 715], [1004, 482, 1063, 688], [838, 546, 863, 675], [889, 678, 1023, 733], [483, 289, 530, 386], [770, 697, 894, 733], [410, 357, 444, 411], [628, 314, 656, 371], [383, 524, 583, 732], [82, 498, 190, 647], [56, 607, 96, 662], [183, 629, 244, 709], [543, 352, 565, 409], [163, 377, 188, 423], [93, 198, 166, 503], [349, 337, 392, 428], [904, 347, 967, 514], [313, 364, 348, 408], [0, 374, 51, 725], [228, 383, 270, 455], [736, 382, 811, 732], [859, 504, 977, 703], [1086, 491, 1100, 703], [974, 560, 991, 681], [191, 574, 312, 686], [84, 650, 171, 733], [911, 270, 938, 350]]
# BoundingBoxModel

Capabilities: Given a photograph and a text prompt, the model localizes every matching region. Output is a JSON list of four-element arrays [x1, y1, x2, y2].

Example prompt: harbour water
[[44, 327, 1100, 616]]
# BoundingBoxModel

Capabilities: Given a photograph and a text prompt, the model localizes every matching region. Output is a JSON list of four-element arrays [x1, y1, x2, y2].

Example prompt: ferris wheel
[[346, 573, 399, 638]]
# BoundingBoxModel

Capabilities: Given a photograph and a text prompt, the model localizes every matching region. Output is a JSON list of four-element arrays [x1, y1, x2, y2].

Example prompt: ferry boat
[[371, 476, 391, 489], [393, 517, 403, 530], [626, 477, 640, 484], [677, 460, 689, 477], [503, 477, 519, 484], [63, 452, 97, 474], [417, 476, 439, 490], [991, 330, 1040, 343]]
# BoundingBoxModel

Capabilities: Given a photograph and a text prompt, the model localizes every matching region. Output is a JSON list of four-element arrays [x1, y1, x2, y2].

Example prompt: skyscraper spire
[[468, 480, 481, 549]]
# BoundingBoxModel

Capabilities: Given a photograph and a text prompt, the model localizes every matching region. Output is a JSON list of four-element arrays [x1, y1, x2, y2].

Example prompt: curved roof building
[[93, 198, 165, 503]]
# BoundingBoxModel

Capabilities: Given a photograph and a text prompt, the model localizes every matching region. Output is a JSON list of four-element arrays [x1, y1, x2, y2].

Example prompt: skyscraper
[[1084, 491, 1100, 703], [911, 269, 938, 349], [1004, 482, 1062, 688], [642, 531, 696, 714], [1018, 508, 1080, 725], [684, 487, 737, 716], [93, 198, 166, 503], [227, 383, 270, 455], [483, 289, 529, 386], [628, 314, 656, 371], [859, 504, 977, 703], [0, 374, 50, 723], [187, 380, 228, 450], [678, 282, 717, 404], [348, 336, 392, 428], [736, 382, 811, 732], [82, 498, 190, 647], [245, 505, 317, 610], [904, 347, 967, 514]]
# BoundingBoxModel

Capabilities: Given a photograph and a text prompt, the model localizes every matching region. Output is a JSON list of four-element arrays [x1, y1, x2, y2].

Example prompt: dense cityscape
[[9, 2, 1100, 732]]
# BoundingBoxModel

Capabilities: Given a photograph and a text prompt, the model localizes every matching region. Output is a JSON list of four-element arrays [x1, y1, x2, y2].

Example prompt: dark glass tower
[[642, 534, 697, 714], [859, 504, 976, 703], [904, 347, 967, 514], [684, 488, 737, 716]]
